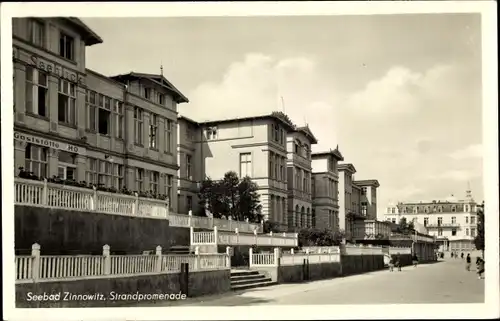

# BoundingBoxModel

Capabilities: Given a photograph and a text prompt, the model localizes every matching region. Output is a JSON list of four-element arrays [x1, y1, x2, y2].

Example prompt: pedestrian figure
[[466, 253, 471, 271], [396, 253, 402, 272], [461, 252, 464, 259], [441, 252, 444, 259], [451, 252, 454, 258], [412, 254, 418, 267], [476, 258, 485, 279], [388, 257, 394, 272]]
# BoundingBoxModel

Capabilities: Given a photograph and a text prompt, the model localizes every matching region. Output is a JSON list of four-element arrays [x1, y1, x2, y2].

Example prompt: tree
[[474, 202, 485, 254], [396, 217, 415, 235], [298, 228, 343, 247], [197, 171, 262, 222], [263, 220, 281, 233]]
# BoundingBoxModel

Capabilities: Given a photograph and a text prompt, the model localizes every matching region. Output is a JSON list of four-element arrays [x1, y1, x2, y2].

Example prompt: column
[[143, 112, 150, 150], [158, 117, 165, 154], [48, 148, 59, 178], [125, 104, 135, 151], [76, 86, 86, 136], [125, 166, 135, 191], [75, 155, 87, 182], [48, 75, 59, 134], [14, 62, 26, 123], [14, 140, 27, 174]]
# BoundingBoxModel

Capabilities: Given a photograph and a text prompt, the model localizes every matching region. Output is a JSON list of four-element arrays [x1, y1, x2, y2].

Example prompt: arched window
[[451, 206, 456, 212], [306, 208, 311, 228], [300, 206, 306, 227], [295, 204, 299, 226]]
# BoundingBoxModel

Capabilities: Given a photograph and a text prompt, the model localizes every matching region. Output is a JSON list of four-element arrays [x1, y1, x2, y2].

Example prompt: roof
[[65, 18, 103, 46], [352, 183, 361, 190], [178, 115, 200, 126], [294, 125, 318, 144], [109, 72, 189, 103], [353, 179, 380, 188], [198, 112, 296, 131], [338, 163, 357, 174], [311, 148, 344, 161]]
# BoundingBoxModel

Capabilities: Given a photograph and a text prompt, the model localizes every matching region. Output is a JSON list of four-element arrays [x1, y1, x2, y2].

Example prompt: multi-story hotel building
[[383, 188, 479, 252], [12, 17, 188, 212], [353, 180, 380, 220], [286, 126, 318, 231], [176, 113, 295, 228], [311, 148, 344, 231]]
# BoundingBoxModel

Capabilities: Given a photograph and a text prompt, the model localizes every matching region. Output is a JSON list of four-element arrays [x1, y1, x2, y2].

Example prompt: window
[[240, 153, 252, 178], [273, 124, 279, 142], [149, 114, 158, 149], [136, 168, 144, 191], [294, 142, 299, 154], [186, 125, 194, 141], [113, 100, 124, 139], [187, 196, 193, 211], [58, 79, 76, 125], [466, 216, 469, 224], [451, 206, 456, 212], [294, 167, 300, 189], [424, 207, 429, 213], [97, 160, 113, 187], [424, 217, 429, 226], [25, 144, 47, 178], [86, 90, 97, 131], [361, 187, 367, 195], [392, 219, 396, 223], [86, 158, 98, 184], [471, 216, 476, 224], [466, 228, 469, 236], [58, 151, 76, 180], [112, 164, 124, 190], [437, 217, 443, 226], [279, 128, 284, 144], [205, 126, 218, 140], [391, 207, 395, 214], [302, 171, 306, 192], [96, 95, 111, 135], [29, 19, 45, 47], [471, 228, 476, 237], [438, 206, 442, 212], [134, 107, 144, 145], [163, 119, 175, 153], [451, 229, 457, 236], [59, 32, 74, 60], [186, 154, 192, 178], [25, 66, 48, 117], [143, 87, 151, 100], [269, 152, 275, 178], [274, 154, 279, 180], [166, 175, 173, 207], [157, 93, 165, 105], [280, 157, 285, 182], [438, 228, 443, 236], [149, 171, 159, 194], [451, 216, 456, 224]]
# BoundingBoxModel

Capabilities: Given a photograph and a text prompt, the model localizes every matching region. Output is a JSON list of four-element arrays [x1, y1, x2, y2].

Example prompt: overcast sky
[[82, 14, 483, 218]]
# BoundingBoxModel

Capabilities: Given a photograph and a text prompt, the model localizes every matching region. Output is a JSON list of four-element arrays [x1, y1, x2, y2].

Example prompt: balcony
[[426, 223, 461, 228]]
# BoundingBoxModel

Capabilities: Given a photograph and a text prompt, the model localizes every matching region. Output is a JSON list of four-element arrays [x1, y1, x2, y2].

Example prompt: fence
[[388, 246, 412, 255], [248, 247, 341, 267], [190, 227, 298, 248], [14, 178, 263, 233], [15, 243, 230, 283], [342, 244, 384, 255]]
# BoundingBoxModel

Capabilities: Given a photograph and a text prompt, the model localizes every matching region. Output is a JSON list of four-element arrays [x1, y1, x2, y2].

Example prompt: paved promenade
[[138, 258, 484, 306]]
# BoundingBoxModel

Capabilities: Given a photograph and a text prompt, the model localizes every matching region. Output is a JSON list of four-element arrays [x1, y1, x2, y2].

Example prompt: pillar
[[48, 75, 59, 134], [76, 86, 86, 135], [48, 148, 59, 178], [75, 155, 87, 182], [14, 62, 26, 124], [125, 104, 135, 150]]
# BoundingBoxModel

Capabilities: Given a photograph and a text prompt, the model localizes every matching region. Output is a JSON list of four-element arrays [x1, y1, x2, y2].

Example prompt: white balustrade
[[15, 243, 229, 283], [14, 178, 263, 233]]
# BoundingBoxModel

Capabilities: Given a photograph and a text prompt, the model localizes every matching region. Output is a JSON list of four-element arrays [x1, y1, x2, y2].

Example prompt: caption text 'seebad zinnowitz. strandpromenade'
[[25, 291, 188, 302]]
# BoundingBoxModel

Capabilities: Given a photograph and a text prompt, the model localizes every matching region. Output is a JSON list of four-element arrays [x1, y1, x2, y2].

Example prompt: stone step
[[231, 280, 277, 291], [230, 270, 259, 277], [230, 273, 267, 282], [231, 276, 270, 286]]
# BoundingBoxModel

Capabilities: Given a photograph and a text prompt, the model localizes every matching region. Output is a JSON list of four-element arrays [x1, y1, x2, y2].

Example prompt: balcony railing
[[14, 178, 263, 233], [191, 227, 298, 247]]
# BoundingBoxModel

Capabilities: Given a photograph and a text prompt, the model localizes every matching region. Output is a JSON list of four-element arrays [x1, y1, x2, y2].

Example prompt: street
[[141, 258, 484, 306]]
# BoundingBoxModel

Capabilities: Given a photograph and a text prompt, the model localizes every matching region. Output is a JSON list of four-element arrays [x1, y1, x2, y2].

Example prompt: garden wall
[[16, 269, 231, 308], [15, 205, 172, 255]]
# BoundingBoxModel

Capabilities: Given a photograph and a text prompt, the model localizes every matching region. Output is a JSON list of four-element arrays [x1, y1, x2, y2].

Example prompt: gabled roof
[[65, 18, 103, 46], [178, 115, 200, 127], [311, 147, 344, 161], [353, 179, 380, 188], [109, 72, 189, 103], [338, 163, 357, 174], [294, 125, 318, 144]]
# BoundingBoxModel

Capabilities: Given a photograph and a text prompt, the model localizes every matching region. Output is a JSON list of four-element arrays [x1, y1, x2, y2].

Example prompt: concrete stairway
[[230, 270, 276, 291]]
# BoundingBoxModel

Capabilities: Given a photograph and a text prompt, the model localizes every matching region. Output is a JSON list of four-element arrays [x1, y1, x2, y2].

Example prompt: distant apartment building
[[353, 180, 380, 220], [311, 148, 344, 231], [176, 113, 295, 228], [383, 188, 479, 252], [286, 126, 318, 231], [12, 17, 188, 212]]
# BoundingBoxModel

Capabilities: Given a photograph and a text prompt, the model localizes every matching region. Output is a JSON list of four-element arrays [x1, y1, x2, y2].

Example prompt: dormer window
[[143, 88, 151, 100], [205, 126, 218, 140], [451, 206, 456, 212], [59, 32, 74, 61]]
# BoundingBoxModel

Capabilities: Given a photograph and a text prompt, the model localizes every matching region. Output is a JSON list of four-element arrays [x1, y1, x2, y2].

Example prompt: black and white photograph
[[1, 2, 498, 320]]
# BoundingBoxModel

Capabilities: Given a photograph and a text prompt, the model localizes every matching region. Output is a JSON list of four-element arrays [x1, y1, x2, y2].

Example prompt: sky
[[82, 14, 483, 219]]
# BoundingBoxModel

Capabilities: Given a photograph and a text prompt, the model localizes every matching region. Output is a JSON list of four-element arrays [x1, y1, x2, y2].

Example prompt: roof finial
[[336, 144, 339, 150], [160, 62, 163, 77]]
